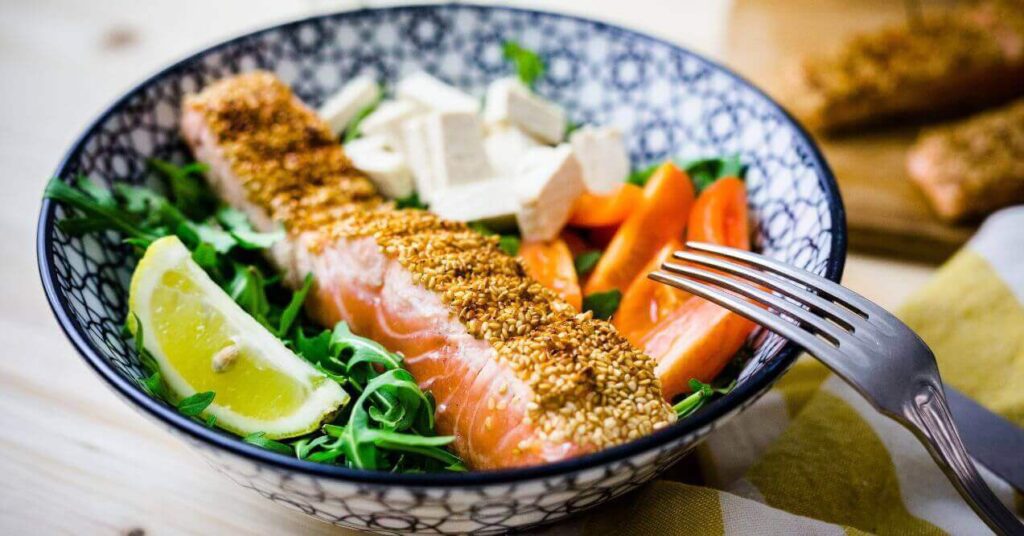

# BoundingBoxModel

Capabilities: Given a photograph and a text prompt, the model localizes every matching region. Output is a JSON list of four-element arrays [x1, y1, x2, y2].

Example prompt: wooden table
[[0, 1, 935, 533]]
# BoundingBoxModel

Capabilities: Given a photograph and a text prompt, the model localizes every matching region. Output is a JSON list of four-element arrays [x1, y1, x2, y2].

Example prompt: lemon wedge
[[128, 236, 347, 439]]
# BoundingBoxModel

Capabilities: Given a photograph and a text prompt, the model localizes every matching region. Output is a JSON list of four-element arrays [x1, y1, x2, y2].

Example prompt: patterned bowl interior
[[38, 4, 844, 482]]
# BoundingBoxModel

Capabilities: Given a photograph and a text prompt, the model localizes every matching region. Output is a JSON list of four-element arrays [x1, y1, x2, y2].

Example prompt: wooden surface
[[724, 0, 978, 261], [0, 1, 936, 533]]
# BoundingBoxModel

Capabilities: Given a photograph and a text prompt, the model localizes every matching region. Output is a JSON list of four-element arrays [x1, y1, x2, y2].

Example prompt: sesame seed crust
[[184, 71, 675, 450]]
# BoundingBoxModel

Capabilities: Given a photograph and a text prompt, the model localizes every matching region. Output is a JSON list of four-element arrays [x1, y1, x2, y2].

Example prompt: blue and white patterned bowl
[[36, 4, 845, 534]]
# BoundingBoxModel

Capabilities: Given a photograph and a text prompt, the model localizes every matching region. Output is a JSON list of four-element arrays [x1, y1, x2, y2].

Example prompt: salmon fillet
[[907, 98, 1024, 221], [180, 72, 675, 470], [786, 0, 1024, 133]]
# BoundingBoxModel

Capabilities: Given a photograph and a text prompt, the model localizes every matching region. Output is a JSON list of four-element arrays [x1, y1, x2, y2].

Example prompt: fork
[[649, 242, 1024, 536]]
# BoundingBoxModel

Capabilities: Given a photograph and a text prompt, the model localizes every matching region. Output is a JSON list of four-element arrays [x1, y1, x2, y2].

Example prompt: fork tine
[[672, 250, 864, 332], [648, 270, 842, 361], [686, 242, 878, 318], [660, 261, 855, 346]]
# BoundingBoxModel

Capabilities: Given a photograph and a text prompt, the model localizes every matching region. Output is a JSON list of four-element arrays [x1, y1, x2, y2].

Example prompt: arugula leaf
[[498, 235, 521, 256], [582, 289, 622, 320], [177, 391, 215, 416], [342, 99, 381, 143], [142, 371, 167, 400], [468, 221, 495, 236], [228, 264, 271, 325], [45, 177, 158, 241], [565, 120, 583, 139], [148, 159, 215, 219], [673, 379, 736, 418], [395, 192, 428, 210], [277, 274, 313, 337], [685, 156, 745, 191], [574, 250, 601, 276], [216, 206, 284, 250], [243, 432, 294, 455], [503, 41, 545, 87], [625, 156, 747, 190], [626, 163, 661, 187]]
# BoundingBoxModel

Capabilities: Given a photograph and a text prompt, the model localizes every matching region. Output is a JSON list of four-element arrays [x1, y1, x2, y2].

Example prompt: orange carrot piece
[[613, 239, 691, 346], [584, 162, 695, 295], [568, 183, 643, 228], [519, 238, 583, 310], [641, 299, 756, 400], [687, 177, 750, 250]]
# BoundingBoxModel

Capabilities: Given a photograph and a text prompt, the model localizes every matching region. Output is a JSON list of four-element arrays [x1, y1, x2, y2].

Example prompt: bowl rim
[[36, 2, 846, 488]]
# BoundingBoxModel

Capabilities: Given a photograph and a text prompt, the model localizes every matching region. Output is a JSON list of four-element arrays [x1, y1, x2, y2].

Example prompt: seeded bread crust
[[183, 72, 675, 450]]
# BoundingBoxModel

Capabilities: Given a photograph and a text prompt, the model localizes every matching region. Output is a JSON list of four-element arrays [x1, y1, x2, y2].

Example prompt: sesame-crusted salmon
[[180, 72, 675, 470], [786, 0, 1024, 133]]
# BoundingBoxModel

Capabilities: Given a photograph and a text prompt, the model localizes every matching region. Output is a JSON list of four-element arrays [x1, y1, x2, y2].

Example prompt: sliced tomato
[[584, 162, 695, 295], [613, 239, 690, 346], [642, 298, 756, 400], [687, 177, 749, 249], [568, 183, 643, 228]]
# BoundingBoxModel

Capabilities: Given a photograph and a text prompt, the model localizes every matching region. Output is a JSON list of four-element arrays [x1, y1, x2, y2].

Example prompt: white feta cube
[[514, 145, 586, 241], [484, 78, 566, 145], [401, 116, 436, 202], [569, 126, 631, 193], [318, 76, 381, 135], [359, 100, 423, 150], [424, 111, 494, 190], [484, 125, 542, 178], [344, 136, 414, 199], [397, 72, 479, 113], [429, 180, 519, 228]]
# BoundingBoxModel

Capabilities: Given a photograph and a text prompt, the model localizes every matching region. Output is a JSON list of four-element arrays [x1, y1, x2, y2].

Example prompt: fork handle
[[902, 380, 1024, 535]]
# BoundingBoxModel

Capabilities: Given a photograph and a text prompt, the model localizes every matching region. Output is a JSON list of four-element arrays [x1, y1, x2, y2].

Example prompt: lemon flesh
[[129, 236, 347, 439]]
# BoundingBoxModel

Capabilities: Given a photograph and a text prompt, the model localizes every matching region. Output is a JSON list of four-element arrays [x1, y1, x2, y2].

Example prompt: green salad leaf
[[583, 289, 622, 320], [503, 41, 545, 87], [673, 379, 736, 419], [177, 391, 216, 416], [573, 250, 601, 276], [626, 155, 747, 190]]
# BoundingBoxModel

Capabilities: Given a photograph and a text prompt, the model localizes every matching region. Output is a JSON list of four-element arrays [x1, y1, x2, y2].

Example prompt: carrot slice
[[584, 162, 695, 295], [519, 238, 583, 310], [613, 239, 691, 346], [641, 299, 756, 400], [568, 183, 643, 228], [687, 177, 749, 249]]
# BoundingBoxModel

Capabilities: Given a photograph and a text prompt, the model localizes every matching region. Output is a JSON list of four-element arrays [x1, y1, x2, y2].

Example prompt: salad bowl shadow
[[36, 4, 845, 534]]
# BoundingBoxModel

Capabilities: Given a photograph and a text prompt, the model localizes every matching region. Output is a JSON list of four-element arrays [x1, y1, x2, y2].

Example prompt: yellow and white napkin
[[568, 206, 1024, 535]]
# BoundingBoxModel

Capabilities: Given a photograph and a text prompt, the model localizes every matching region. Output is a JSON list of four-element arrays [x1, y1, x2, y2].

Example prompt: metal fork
[[649, 242, 1024, 535]]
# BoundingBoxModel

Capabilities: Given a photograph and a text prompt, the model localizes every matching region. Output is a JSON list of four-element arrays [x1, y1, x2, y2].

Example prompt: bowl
[[36, 4, 845, 534]]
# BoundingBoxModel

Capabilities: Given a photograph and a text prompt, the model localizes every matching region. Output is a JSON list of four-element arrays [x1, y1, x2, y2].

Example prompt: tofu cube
[[429, 180, 519, 229], [484, 125, 542, 178], [569, 126, 631, 193], [400, 116, 436, 202], [343, 135, 414, 199], [423, 111, 494, 191], [484, 78, 566, 144], [359, 100, 423, 150], [514, 145, 586, 241], [397, 72, 480, 113], [318, 76, 381, 135]]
